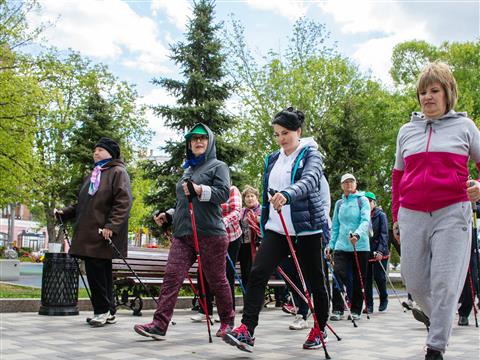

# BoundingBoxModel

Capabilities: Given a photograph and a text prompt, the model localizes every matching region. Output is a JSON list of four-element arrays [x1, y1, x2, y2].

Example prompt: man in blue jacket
[[364, 192, 389, 313]]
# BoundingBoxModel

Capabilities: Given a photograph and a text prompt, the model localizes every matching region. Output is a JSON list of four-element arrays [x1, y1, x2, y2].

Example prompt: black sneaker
[[412, 308, 430, 329], [378, 299, 388, 312], [458, 316, 469, 326], [303, 327, 328, 349], [133, 323, 166, 340], [425, 347, 443, 360]]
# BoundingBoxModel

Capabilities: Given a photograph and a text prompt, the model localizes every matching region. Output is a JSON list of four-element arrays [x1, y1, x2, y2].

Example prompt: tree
[[0, 0, 47, 206], [30, 50, 150, 244], [144, 0, 244, 216], [390, 39, 480, 120]]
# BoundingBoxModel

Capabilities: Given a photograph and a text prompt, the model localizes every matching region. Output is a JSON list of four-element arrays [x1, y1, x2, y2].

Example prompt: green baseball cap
[[365, 191, 376, 201], [185, 124, 208, 140]]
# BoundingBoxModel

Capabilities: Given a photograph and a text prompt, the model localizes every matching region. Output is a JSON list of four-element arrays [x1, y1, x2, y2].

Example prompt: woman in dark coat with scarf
[[56, 137, 132, 327]]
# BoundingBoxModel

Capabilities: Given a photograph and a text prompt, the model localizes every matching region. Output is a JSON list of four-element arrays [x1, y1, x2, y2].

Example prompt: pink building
[[0, 204, 48, 250]]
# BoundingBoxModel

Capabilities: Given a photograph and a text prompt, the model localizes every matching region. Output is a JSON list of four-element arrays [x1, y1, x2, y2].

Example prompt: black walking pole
[[324, 258, 358, 328], [99, 229, 159, 306], [56, 214, 92, 301]]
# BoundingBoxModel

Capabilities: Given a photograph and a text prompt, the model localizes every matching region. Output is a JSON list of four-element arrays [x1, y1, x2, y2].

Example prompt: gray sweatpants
[[399, 202, 471, 352]]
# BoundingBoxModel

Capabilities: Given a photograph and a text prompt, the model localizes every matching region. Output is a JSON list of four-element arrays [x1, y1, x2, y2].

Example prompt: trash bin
[[38, 252, 79, 316]]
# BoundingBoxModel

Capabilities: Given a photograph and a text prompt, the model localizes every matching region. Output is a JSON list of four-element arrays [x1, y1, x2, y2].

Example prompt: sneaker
[[214, 315, 221, 323], [412, 308, 430, 329], [329, 311, 344, 321], [190, 313, 207, 322], [425, 347, 443, 360], [223, 323, 255, 353], [348, 313, 361, 321], [379, 299, 388, 312], [133, 322, 166, 340], [303, 327, 328, 349], [458, 316, 469, 326], [289, 315, 308, 330], [89, 312, 111, 327], [216, 323, 233, 337], [86, 314, 116, 325], [282, 303, 297, 315]]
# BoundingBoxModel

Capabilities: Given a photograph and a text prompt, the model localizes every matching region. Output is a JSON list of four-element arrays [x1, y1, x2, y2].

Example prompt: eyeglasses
[[190, 135, 208, 142]]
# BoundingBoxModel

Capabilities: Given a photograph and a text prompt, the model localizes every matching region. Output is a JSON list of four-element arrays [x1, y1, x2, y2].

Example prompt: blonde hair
[[242, 185, 259, 202], [416, 61, 458, 114]]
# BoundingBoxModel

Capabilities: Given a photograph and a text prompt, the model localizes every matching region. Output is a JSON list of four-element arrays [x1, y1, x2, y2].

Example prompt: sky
[[26, 0, 480, 154]]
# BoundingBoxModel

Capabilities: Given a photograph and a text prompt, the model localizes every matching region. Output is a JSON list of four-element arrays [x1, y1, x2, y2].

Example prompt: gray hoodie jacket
[[172, 124, 230, 238]]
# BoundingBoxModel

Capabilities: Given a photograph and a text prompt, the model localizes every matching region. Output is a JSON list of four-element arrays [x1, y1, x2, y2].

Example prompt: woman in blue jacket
[[223, 107, 330, 353], [326, 173, 370, 321]]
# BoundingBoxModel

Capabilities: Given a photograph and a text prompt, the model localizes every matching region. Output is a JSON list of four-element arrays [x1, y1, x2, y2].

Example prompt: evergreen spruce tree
[[65, 90, 118, 202], [144, 0, 243, 214]]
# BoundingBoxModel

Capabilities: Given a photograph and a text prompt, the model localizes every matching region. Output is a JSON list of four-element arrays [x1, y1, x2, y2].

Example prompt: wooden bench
[[112, 251, 287, 315]]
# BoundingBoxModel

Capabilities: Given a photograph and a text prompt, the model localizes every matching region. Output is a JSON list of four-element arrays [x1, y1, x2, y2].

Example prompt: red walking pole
[[467, 266, 479, 327], [269, 189, 331, 359], [187, 181, 213, 343]]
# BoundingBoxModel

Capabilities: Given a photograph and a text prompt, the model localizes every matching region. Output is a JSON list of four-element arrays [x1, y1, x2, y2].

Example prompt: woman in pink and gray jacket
[[392, 62, 480, 360]]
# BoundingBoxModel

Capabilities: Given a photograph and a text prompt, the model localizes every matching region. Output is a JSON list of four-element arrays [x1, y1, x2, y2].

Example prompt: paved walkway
[[1, 302, 478, 360]]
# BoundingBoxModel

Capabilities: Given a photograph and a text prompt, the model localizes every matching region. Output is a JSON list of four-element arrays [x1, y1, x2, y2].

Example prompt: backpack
[[337, 196, 373, 237]]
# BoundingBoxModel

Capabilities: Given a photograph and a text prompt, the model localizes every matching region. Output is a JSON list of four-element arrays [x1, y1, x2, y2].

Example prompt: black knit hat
[[94, 137, 120, 159], [272, 106, 305, 131]]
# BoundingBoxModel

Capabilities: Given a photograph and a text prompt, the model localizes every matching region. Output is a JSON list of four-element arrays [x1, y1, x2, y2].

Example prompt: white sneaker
[[190, 313, 207, 322], [289, 315, 308, 330], [86, 313, 116, 324], [89, 311, 111, 327], [214, 315, 220, 323]]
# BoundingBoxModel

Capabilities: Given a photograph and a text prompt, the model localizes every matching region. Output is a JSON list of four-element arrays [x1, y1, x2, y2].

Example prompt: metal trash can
[[39, 252, 79, 316]]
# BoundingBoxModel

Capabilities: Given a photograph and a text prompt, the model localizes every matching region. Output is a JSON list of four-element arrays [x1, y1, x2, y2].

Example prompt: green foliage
[[144, 0, 244, 220], [390, 39, 480, 120]]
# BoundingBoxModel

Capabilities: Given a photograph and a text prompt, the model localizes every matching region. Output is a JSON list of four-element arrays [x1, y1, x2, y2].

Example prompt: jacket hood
[[299, 137, 318, 150], [185, 123, 216, 162], [343, 190, 366, 200], [410, 110, 467, 123], [280, 136, 319, 158]]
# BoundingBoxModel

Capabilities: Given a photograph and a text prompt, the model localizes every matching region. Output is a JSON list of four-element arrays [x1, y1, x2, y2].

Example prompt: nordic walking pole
[[226, 253, 246, 295], [99, 229, 160, 306], [269, 189, 331, 359], [351, 232, 370, 320], [56, 214, 92, 301], [324, 258, 358, 328], [186, 180, 212, 343], [277, 265, 342, 340], [467, 266, 478, 327], [373, 253, 406, 313]]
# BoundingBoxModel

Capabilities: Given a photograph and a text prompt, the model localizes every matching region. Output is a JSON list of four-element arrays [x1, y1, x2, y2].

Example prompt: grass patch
[[0, 283, 90, 298]]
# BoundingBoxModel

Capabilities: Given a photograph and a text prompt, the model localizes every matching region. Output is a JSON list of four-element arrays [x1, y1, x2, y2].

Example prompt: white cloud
[[29, 0, 170, 73], [138, 88, 181, 153], [246, 0, 308, 21], [319, 0, 430, 85], [151, 0, 191, 30]]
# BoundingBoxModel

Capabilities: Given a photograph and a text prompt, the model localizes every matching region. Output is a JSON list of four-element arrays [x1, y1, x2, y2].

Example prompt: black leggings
[[332, 250, 369, 315], [241, 230, 329, 334]]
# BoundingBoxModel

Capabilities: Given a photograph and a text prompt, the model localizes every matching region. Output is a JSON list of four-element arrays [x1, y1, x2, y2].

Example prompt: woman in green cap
[[134, 123, 234, 340]]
